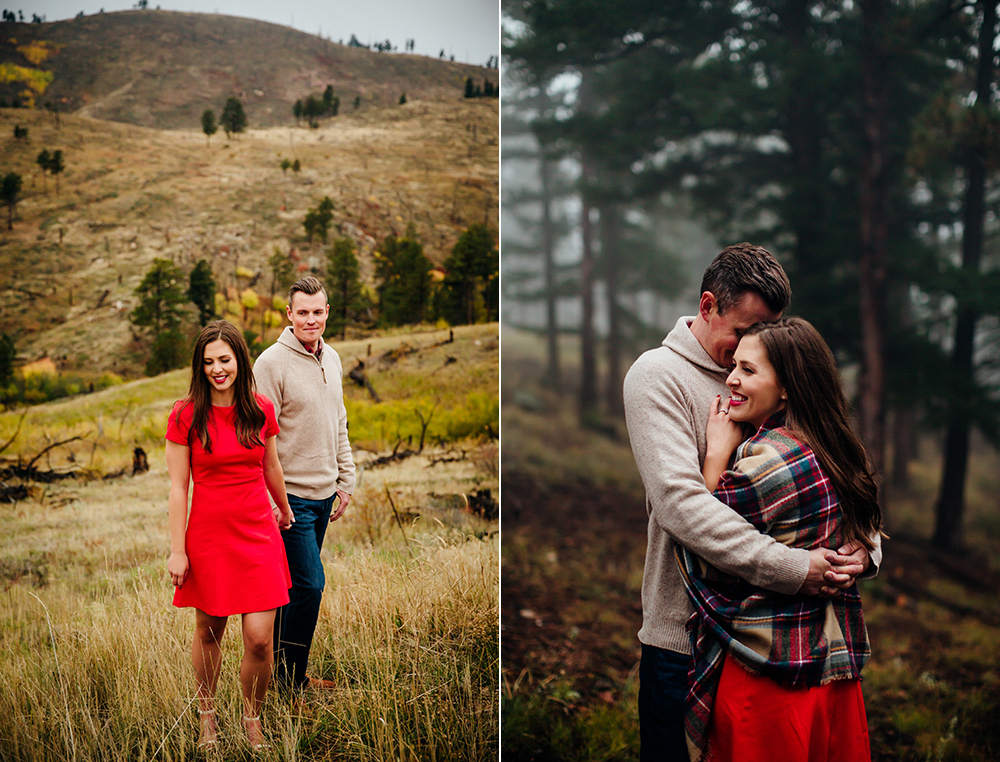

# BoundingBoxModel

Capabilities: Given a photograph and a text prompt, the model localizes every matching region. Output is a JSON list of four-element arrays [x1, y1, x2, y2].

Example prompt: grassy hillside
[[0, 95, 497, 375], [0, 11, 495, 128], [0, 323, 498, 760]]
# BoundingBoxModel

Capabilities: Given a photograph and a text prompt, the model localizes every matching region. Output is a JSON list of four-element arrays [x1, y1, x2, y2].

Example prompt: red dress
[[166, 394, 291, 617]]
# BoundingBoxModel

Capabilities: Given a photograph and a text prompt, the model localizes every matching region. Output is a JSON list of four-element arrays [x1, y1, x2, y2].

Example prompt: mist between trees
[[502, 0, 1000, 552]]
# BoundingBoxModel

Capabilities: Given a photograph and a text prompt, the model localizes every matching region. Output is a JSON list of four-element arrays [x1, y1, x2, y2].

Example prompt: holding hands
[[273, 504, 295, 531]]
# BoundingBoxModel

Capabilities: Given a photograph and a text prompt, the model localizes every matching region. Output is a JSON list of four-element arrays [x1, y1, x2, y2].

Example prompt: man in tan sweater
[[254, 276, 356, 692], [623, 243, 880, 761]]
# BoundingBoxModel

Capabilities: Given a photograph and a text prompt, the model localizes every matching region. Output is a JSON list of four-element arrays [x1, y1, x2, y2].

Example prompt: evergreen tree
[[293, 99, 303, 126], [464, 76, 476, 98], [280, 158, 291, 174], [201, 108, 217, 147], [375, 229, 433, 326], [48, 149, 64, 193], [303, 196, 335, 243], [1, 171, 22, 230], [130, 258, 189, 375], [219, 96, 248, 138], [267, 248, 294, 303], [322, 85, 338, 116], [439, 223, 497, 325], [399, 92, 407, 105], [0, 332, 15, 389], [326, 237, 366, 340], [36, 148, 50, 191], [187, 259, 216, 327], [303, 95, 325, 128]]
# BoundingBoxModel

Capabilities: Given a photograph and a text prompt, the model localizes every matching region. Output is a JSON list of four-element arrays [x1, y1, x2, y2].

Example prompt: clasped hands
[[272, 505, 295, 531], [801, 541, 870, 596]]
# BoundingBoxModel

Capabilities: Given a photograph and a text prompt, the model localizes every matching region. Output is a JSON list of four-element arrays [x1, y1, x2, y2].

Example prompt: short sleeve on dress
[[166, 400, 192, 445], [257, 393, 280, 438]]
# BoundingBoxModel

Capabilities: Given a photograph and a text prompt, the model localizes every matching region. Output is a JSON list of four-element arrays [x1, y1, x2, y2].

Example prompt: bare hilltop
[[0, 10, 494, 127]]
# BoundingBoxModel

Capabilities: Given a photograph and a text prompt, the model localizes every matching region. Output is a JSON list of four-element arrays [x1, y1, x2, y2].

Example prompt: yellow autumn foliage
[[17, 41, 59, 66], [0, 63, 53, 97]]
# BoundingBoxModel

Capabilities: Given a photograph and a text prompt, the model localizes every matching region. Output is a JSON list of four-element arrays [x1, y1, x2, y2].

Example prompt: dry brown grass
[[0, 94, 497, 376]]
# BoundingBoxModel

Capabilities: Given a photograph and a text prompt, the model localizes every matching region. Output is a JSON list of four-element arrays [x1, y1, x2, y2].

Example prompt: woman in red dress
[[166, 320, 294, 751], [678, 318, 882, 762]]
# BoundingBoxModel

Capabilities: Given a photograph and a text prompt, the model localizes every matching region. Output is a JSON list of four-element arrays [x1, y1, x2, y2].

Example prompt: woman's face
[[203, 338, 238, 399], [725, 335, 786, 430]]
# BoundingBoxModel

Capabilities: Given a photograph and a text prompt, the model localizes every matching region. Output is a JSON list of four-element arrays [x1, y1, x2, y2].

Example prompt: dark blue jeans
[[273, 493, 335, 689], [639, 644, 691, 762]]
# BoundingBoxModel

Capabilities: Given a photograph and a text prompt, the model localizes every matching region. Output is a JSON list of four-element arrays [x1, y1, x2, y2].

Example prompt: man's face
[[701, 291, 780, 368], [287, 290, 329, 348]]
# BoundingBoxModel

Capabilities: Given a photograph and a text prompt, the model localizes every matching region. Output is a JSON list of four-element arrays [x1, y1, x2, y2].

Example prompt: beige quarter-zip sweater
[[625, 317, 861, 654], [253, 327, 356, 500]]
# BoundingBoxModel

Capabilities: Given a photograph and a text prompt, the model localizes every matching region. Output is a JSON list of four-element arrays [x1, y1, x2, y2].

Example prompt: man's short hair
[[700, 242, 791, 314], [288, 276, 328, 306]]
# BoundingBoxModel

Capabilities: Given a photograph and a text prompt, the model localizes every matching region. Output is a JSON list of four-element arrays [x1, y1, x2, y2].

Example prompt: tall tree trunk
[[577, 71, 599, 423], [579, 194, 598, 422], [601, 203, 623, 417], [933, 0, 997, 550], [859, 0, 890, 494], [540, 154, 561, 388]]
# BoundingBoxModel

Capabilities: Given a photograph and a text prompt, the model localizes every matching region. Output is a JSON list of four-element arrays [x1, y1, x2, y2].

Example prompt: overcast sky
[[23, 0, 499, 65]]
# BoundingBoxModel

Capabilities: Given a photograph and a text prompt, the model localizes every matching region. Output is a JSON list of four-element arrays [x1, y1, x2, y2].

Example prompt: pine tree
[[48, 149, 64, 194], [326, 237, 366, 340], [187, 259, 216, 327], [219, 96, 248, 138], [0, 332, 15, 389], [201, 109, 217, 147], [303, 196, 335, 243], [304, 95, 324, 128], [439, 223, 497, 325], [130, 259, 189, 375], [36, 149, 50, 192], [1, 172, 22, 230], [375, 229, 433, 326]]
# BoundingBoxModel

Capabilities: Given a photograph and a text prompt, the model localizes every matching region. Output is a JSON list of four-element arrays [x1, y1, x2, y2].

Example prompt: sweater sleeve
[[252, 350, 283, 422], [623, 353, 809, 596]]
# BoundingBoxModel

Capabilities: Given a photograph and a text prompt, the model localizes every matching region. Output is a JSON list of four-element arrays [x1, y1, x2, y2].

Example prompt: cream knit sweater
[[253, 327, 356, 500], [623, 317, 812, 654]]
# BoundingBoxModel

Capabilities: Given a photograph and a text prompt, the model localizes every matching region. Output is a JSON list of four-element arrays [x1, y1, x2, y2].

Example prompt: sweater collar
[[663, 316, 729, 375], [277, 326, 323, 358]]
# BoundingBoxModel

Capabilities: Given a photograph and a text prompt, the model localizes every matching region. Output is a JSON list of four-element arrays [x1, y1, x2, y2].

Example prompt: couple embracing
[[624, 243, 884, 762]]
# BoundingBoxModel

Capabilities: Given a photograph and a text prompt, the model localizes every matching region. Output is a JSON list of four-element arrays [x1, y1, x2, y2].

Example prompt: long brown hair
[[180, 320, 265, 453], [745, 318, 882, 550]]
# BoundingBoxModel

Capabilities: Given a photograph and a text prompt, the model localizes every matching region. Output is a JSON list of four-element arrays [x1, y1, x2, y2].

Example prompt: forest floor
[[500, 330, 1000, 762]]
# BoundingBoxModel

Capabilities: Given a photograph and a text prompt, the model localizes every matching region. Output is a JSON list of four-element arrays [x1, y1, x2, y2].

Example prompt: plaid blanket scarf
[[675, 416, 870, 761]]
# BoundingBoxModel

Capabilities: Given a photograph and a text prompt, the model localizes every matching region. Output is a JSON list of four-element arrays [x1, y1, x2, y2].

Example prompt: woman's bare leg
[[192, 609, 228, 746], [240, 609, 276, 748]]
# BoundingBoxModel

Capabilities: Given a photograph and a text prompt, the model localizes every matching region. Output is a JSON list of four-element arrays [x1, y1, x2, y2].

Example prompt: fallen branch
[[26, 435, 86, 472], [367, 440, 417, 469]]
